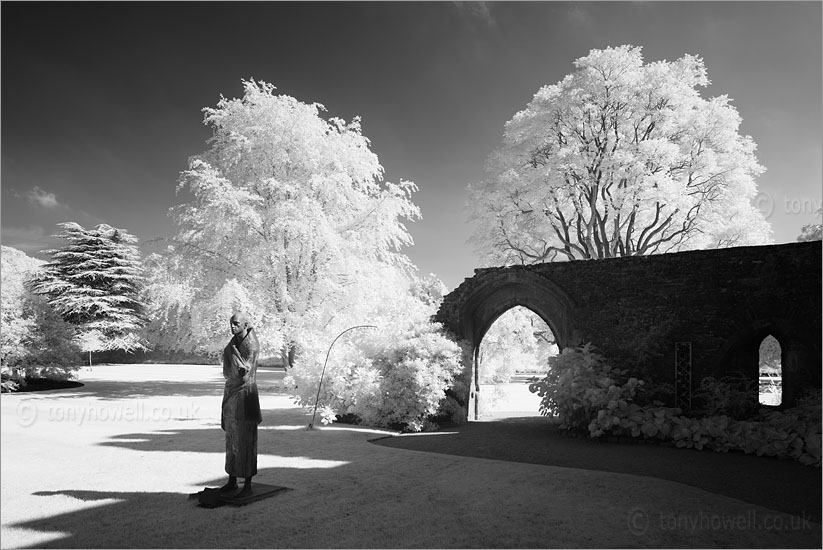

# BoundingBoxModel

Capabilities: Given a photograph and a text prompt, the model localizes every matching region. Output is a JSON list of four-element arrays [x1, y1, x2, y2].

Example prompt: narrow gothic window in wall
[[759, 335, 782, 406]]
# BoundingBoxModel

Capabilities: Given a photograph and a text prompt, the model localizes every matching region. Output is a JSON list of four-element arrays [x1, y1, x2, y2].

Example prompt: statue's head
[[229, 312, 250, 335]]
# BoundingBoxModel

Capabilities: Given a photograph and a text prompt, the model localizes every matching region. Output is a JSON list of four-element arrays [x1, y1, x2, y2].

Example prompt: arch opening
[[474, 305, 559, 421], [449, 270, 575, 422], [714, 314, 822, 410], [716, 321, 798, 410]]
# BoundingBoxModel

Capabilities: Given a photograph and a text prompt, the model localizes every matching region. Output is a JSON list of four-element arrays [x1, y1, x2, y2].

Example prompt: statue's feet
[[218, 480, 238, 493], [235, 484, 253, 499]]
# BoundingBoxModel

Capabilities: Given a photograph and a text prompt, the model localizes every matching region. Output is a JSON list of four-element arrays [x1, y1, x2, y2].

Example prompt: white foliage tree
[[1, 246, 45, 368], [797, 208, 822, 242], [468, 45, 772, 266], [409, 273, 449, 308], [1, 246, 80, 386], [155, 79, 421, 362], [140, 248, 199, 355], [29, 223, 147, 364]]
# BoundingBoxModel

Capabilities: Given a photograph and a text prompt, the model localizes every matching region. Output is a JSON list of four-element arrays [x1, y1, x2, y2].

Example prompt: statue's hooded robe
[[221, 327, 262, 478]]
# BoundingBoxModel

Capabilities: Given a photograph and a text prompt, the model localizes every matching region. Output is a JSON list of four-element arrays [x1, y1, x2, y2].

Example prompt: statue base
[[190, 483, 291, 508]]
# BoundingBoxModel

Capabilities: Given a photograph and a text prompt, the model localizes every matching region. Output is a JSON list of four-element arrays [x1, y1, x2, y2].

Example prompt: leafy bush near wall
[[528, 343, 644, 433], [530, 344, 822, 467], [590, 391, 821, 467], [360, 331, 464, 431], [692, 373, 760, 420]]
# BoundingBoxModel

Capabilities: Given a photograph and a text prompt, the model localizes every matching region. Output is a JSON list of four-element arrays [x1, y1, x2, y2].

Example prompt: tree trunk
[[280, 343, 298, 371], [279, 346, 289, 371]]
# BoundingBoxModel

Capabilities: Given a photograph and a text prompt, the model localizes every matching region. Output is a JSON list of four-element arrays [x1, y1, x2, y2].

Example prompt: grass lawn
[[1, 364, 820, 548]]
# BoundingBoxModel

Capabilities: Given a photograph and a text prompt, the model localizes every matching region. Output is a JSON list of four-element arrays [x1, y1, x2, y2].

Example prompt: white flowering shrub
[[362, 329, 464, 431], [287, 319, 465, 432]]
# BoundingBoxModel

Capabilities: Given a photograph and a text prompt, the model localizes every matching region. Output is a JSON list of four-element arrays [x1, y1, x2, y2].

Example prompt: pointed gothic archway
[[474, 305, 560, 420], [436, 267, 576, 420]]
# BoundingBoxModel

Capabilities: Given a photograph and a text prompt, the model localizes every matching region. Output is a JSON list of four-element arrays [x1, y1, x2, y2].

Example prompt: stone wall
[[436, 241, 821, 409]]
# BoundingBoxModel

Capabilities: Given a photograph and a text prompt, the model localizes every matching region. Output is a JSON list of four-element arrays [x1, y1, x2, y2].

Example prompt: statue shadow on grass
[[11, 409, 386, 548], [18, 477, 296, 548]]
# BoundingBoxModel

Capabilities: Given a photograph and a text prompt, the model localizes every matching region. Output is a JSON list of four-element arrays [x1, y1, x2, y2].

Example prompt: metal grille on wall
[[675, 342, 692, 411]]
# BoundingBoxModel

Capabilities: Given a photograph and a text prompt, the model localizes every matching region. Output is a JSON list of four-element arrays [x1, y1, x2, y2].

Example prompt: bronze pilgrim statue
[[220, 312, 262, 498]]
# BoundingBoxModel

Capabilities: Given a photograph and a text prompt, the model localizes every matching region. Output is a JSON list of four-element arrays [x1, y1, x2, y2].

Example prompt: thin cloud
[[454, 1, 496, 28], [567, 5, 594, 29], [26, 186, 61, 208]]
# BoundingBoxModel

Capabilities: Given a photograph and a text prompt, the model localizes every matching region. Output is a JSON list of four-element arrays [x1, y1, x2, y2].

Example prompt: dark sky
[[2, 1, 821, 289]]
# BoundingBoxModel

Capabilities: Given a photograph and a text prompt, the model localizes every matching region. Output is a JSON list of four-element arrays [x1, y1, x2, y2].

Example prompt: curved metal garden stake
[[308, 325, 377, 430]]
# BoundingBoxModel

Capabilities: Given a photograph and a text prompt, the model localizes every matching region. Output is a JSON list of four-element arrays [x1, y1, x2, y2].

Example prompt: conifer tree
[[29, 222, 147, 365]]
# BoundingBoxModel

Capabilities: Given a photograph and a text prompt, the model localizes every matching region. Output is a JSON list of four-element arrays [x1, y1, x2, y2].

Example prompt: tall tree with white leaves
[[29, 222, 147, 365], [152, 79, 420, 363], [467, 45, 772, 266], [1, 246, 81, 388]]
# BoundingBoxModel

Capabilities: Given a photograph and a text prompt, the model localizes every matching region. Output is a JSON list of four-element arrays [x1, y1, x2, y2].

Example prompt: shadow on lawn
[[95, 404, 353, 460], [10, 409, 822, 549], [9, 370, 820, 548], [11, 409, 360, 548], [20, 489, 203, 549], [96, 408, 822, 525], [93, 398, 822, 527], [10, 407, 390, 549], [374, 416, 822, 524], [18, 482, 296, 549], [78, 368, 289, 400]]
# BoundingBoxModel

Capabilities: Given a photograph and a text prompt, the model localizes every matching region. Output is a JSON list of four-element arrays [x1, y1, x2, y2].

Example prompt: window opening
[[758, 335, 782, 406]]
